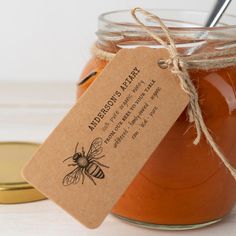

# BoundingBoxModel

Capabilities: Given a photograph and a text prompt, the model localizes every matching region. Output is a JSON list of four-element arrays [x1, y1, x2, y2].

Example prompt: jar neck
[[96, 9, 236, 56]]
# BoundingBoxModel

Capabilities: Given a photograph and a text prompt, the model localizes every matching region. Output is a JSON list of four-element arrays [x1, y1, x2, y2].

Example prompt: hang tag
[[22, 47, 189, 228]]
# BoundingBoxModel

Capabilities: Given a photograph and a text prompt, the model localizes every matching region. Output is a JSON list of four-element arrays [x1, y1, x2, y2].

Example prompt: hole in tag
[[158, 59, 168, 69]]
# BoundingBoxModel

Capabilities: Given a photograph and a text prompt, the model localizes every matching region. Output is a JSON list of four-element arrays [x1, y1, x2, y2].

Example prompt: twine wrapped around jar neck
[[92, 43, 236, 70], [92, 7, 236, 180]]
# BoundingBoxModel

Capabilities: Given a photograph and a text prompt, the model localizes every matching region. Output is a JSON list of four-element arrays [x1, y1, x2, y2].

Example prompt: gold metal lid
[[0, 142, 46, 204]]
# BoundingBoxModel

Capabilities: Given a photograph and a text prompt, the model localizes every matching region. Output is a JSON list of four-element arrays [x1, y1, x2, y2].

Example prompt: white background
[[0, 0, 236, 82]]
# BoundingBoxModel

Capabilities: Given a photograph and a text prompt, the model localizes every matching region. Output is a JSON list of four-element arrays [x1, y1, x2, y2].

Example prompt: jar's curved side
[[76, 9, 236, 229], [77, 55, 236, 227]]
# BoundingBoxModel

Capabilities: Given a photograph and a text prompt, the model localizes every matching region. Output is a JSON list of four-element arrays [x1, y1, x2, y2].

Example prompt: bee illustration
[[62, 137, 109, 186]]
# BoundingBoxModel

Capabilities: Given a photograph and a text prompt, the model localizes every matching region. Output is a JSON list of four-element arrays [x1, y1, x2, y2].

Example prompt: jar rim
[[98, 9, 236, 31]]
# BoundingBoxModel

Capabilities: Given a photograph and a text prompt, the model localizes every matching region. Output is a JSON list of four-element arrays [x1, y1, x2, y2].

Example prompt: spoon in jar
[[187, 0, 232, 54], [205, 0, 232, 27]]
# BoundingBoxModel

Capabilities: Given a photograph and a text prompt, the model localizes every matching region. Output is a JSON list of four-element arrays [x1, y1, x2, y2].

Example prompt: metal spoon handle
[[205, 0, 232, 27], [187, 0, 232, 55]]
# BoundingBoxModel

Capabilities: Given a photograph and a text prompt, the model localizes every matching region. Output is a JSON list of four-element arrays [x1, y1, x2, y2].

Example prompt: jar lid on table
[[0, 142, 46, 204]]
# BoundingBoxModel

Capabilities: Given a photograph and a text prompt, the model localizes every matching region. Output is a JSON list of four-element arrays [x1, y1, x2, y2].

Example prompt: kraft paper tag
[[22, 47, 189, 228]]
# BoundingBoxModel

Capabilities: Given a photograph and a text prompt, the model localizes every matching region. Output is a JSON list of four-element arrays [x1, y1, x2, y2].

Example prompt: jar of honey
[[77, 9, 236, 230]]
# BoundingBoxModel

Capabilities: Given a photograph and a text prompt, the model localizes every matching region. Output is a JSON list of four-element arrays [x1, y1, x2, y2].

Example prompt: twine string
[[94, 8, 236, 180], [131, 7, 236, 179]]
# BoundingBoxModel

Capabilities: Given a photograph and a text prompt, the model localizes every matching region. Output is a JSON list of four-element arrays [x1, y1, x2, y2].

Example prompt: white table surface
[[0, 200, 236, 236], [0, 81, 236, 236]]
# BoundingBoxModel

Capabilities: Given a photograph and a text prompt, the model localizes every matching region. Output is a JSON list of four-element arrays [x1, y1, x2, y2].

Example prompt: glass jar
[[77, 9, 236, 230]]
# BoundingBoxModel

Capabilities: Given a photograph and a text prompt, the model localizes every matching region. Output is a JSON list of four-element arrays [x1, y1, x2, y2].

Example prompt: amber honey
[[77, 9, 236, 229]]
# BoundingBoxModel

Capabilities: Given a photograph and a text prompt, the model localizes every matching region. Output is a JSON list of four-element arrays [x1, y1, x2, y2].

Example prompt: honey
[[77, 9, 236, 229]]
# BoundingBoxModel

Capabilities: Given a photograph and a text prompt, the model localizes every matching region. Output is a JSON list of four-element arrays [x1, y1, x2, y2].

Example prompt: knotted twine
[[92, 7, 236, 180]]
